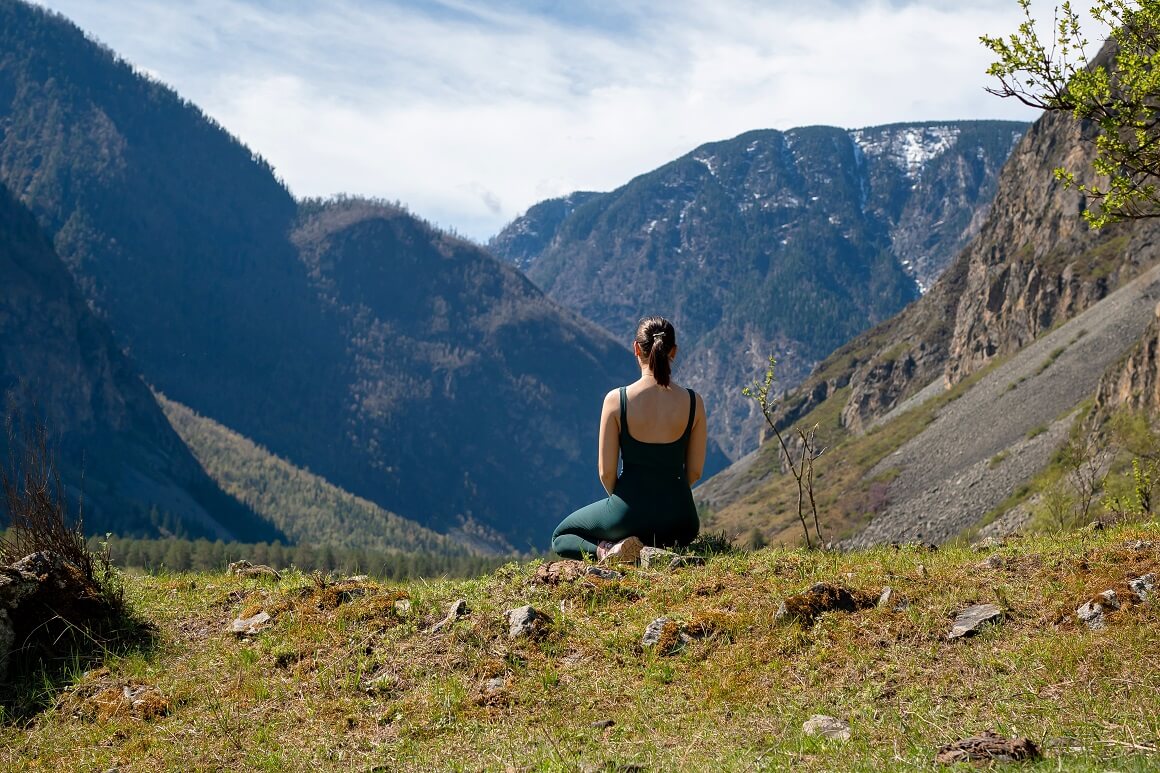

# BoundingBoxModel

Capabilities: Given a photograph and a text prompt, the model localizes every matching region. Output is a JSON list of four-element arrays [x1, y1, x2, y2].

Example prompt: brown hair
[[635, 316, 677, 387]]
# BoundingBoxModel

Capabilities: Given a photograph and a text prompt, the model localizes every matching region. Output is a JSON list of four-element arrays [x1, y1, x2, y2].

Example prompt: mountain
[[156, 395, 481, 555], [0, 0, 631, 549], [696, 103, 1160, 547], [489, 121, 1027, 463], [0, 182, 278, 542]]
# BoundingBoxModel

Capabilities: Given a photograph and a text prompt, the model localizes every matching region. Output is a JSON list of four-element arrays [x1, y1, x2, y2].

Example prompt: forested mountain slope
[[0, 183, 276, 541], [490, 121, 1026, 462], [0, 0, 631, 549]]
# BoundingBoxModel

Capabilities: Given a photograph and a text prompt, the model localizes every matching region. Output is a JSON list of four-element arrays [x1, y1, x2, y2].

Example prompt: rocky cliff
[[777, 109, 1160, 436]]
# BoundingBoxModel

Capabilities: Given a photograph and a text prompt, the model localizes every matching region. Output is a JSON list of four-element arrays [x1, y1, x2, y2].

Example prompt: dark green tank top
[[619, 386, 697, 473]]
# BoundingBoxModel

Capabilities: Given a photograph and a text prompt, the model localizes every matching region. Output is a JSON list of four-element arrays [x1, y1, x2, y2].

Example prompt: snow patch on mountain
[[849, 125, 961, 180]]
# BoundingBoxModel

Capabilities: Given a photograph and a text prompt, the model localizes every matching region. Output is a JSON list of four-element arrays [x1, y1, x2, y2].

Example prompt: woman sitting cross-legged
[[551, 315, 707, 563]]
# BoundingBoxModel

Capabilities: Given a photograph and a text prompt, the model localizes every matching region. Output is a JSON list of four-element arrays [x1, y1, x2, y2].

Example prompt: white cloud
[[31, 0, 1107, 240]]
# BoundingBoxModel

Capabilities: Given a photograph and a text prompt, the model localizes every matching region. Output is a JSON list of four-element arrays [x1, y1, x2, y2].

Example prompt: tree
[[982, 0, 1160, 226], [743, 356, 825, 549]]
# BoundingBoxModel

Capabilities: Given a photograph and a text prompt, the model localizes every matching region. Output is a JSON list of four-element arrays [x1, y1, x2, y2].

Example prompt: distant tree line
[[79, 534, 513, 581]]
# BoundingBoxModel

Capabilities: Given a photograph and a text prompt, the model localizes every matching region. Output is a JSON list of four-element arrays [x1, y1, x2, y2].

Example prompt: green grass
[[5, 524, 1158, 770]]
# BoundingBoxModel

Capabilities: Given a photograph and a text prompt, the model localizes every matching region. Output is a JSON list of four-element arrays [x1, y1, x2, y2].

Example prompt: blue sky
[[32, 0, 1102, 241]]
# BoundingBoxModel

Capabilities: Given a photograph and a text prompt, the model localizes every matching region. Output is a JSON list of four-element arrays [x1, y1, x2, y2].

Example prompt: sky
[[32, 0, 1103, 242]]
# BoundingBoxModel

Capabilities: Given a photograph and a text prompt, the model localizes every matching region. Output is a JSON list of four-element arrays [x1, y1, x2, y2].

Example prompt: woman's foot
[[597, 536, 644, 565]]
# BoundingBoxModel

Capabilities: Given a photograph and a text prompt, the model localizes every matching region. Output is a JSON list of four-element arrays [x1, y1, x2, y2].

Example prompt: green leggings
[[550, 471, 699, 558]]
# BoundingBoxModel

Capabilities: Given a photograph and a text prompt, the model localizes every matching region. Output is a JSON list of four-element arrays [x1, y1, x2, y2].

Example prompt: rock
[[226, 560, 281, 581], [1129, 573, 1155, 602], [394, 598, 412, 615], [1084, 520, 1105, 532], [639, 547, 677, 569], [584, 566, 623, 581], [934, 731, 1040, 764], [229, 611, 272, 636], [802, 714, 851, 741], [877, 587, 893, 608], [1125, 539, 1154, 551], [591, 718, 616, 729], [484, 676, 506, 694], [667, 555, 706, 570], [641, 617, 682, 653], [1076, 589, 1121, 630], [976, 554, 1005, 570], [776, 583, 876, 624], [971, 536, 1005, 551], [947, 604, 1002, 639], [534, 560, 587, 584], [430, 599, 470, 633], [505, 605, 551, 640]]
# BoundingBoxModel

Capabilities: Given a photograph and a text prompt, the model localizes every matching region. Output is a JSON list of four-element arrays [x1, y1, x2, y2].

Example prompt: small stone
[[641, 617, 681, 652], [976, 554, 1005, 570], [639, 547, 678, 569], [917, 563, 928, 579], [591, 718, 616, 729], [535, 560, 587, 584], [229, 611, 272, 636], [1125, 539, 1154, 551], [668, 555, 706, 570], [1076, 589, 1121, 630], [484, 676, 506, 694], [394, 598, 412, 615], [1097, 589, 1121, 609], [776, 583, 876, 624], [1129, 573, 1155, 602], [947, 604, 1002, 640], [345, 575, 369, 583], [802, 714, 851, 741], [505, 605, 551, 639], [429, 599, 469, 633], [877, 587, 893, 608], [971, 536, 1005, 552], [226, 560, 281, 581], [585, 566, 623, 581], [935, 731, 1040, 764]]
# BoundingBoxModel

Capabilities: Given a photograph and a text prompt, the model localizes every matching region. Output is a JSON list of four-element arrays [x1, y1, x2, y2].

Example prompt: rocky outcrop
[[1094, 305, 1160, 417], [781, 106, 1160, 438]]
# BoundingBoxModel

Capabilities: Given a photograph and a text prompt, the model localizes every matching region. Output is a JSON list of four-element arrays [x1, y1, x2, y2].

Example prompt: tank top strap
[[682, 388, 697, 440], [619, 386, 628, 442]]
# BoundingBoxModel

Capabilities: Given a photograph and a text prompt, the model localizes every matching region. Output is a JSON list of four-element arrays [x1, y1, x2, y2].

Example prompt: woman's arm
[[597, 389, 620, 495], [685, 392, 707, 485]]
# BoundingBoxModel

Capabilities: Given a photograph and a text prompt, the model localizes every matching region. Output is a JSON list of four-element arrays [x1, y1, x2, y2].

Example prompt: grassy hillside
[[157, 395, 492, 555], [4, 524, 1157, 770]]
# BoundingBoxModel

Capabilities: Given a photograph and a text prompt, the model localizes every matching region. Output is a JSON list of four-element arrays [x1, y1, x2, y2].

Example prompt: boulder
[[947, 604, 1003, 640]]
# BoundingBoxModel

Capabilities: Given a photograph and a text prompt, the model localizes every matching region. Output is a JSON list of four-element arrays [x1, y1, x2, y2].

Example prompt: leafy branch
[[981, 0, 1160, 227]]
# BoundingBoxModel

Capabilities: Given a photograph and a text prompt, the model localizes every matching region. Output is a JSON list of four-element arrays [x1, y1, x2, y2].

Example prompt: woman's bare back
[[620, 380, 692, 443]]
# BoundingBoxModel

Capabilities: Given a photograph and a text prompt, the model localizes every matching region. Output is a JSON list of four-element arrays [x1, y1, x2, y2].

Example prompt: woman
[[551, 316, 707, 562]]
